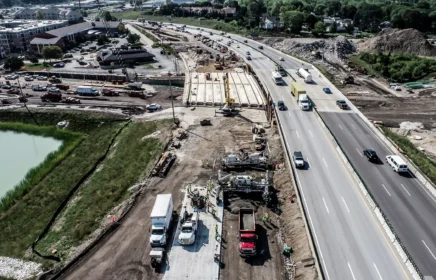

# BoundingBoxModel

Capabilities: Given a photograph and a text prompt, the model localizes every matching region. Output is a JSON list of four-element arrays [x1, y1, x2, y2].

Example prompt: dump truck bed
[[239, 209, 255, 231]]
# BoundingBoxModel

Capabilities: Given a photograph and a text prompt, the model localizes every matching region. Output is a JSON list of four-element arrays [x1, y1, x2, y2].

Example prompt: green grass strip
[[0, 123, 82, 213], [381, 127, 436, 184]]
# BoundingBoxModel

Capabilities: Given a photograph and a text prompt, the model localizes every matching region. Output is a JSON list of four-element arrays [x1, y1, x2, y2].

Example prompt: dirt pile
[[359, 28, 436, 56], [264, 36, 356, 62]]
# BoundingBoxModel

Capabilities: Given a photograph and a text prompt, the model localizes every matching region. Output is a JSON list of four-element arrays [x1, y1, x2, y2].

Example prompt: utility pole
[[168, 71, 176, 125], [17, 77, 39, 126]]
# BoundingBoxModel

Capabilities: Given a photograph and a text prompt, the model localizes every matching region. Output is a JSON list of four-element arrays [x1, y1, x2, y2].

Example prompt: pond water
[[0, 131, 62, 198]]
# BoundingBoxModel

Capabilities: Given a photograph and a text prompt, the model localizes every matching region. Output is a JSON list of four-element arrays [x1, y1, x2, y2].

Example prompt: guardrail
[[312, 106, 423, 280]]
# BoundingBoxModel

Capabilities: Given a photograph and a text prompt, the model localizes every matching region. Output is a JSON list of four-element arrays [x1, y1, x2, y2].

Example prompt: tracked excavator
[[219, 73, 239, 116]]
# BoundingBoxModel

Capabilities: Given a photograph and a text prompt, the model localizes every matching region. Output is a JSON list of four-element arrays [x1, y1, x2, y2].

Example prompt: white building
[[59, 9, 83, 22]]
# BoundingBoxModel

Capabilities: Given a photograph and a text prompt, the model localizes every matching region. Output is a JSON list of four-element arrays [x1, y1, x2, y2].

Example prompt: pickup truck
[[239, 208, 257, 257], [178, 210, 199, 245]]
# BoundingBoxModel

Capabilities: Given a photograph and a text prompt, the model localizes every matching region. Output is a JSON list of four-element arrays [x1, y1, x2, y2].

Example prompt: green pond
[[0, 131, 62, 198]]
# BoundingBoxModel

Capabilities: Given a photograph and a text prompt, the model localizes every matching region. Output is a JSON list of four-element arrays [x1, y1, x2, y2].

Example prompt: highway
[[322, 112, 436, 277], [173, 25, 411, 279]]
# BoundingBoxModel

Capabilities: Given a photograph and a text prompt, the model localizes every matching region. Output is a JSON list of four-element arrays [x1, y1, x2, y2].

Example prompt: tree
[[353, 3, 383, 32], [97, 35, 110, 45], [42, 46, 63, 62], [35, 10, 43, 20], [281, 10, 304, 34], [213, 3, 223, 9], [324, 0, 341, 16], [4, 56, 24, 71], [416, 0, 430, 10], [127, 33, 140, 44], [304, 13, 318, 29], [312, 21, 326, 36], [102, 11, 113, 21], [329, 22, 337, 33], [29, 56, 39, 64]]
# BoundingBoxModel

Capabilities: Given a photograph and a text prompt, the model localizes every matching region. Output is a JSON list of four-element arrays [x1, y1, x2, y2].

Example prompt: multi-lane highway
[[174, 25, 412, 279]]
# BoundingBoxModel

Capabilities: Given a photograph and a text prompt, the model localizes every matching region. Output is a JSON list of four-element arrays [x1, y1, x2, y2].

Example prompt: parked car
[[336, 100, 348, 109], [1, 99, 12, 105], [277, 100, 287, 110], [363, 149, 379, 161], [323, 88, 331, 94], [48, 87, 60, 93], [54, 62, 65, 68], [37, 76, 48, 81], [146, 103, 162, 111], [2, 85, 11, 89], [24, 75, 34, 81]]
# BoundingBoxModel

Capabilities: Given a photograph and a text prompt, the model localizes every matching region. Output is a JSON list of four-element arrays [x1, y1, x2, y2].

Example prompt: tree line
[[154, 0, 436, 34]]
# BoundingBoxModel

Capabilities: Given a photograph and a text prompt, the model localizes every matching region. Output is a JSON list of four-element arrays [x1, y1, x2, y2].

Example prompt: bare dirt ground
[[57, 107, 316, 280]]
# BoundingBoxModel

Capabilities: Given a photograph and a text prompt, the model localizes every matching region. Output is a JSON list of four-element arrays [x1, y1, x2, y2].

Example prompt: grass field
[[0, 110, 125, 259], [35, 119, 171, 261], [382, 127, 436, 185]]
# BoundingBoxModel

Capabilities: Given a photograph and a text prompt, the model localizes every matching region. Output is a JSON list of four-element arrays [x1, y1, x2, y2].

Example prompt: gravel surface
[[0, 257, 42, 280]]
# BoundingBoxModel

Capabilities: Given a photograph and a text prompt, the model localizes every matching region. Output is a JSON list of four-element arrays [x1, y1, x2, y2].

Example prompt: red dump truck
[[239, 208, 257, 257]]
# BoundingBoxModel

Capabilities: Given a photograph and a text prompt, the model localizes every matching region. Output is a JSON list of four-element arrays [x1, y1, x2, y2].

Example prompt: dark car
[[363, 149, 378, 161], [246, 56, 252, 60], [323, 88, 331, 94], [336, 100, 348, 109], [258, 45, 263, 49], [277, 100, 287, 110]]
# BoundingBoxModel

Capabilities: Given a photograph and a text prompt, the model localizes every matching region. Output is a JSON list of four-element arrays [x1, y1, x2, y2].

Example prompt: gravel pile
[[264, 36, 356, 63], [359, 28, 436, 56], [0, 257, 42, 280]]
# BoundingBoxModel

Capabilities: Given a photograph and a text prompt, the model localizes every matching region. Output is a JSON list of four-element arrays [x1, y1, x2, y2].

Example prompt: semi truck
[[76, 86, 99, 96], [297, 68, 312, 83], [150, 194, 174, 247], [239, 208, 257, 257], [299, 94, 311, 111], [291, 82, 306, 99]]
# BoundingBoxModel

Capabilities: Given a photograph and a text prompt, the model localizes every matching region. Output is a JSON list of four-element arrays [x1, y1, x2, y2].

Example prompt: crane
[[220, 73, 239, 116]]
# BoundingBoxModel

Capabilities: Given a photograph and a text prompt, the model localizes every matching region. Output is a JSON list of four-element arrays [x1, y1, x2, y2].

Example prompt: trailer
[[297, 68, 312, 83]]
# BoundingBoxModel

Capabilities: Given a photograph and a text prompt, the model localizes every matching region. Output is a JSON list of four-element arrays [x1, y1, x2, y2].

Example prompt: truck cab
[[178, 210, 199, 245], [150, 247, 165, 268], [299, 94, 311, 110]]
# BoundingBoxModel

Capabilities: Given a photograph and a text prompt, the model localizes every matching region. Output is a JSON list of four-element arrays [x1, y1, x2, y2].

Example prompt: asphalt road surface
[[322, 112, 436, 278], [173, 24, 411, 279]]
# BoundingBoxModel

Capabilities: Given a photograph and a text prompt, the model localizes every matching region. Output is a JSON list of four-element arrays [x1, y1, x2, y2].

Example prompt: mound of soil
[[359, 28, 436, 56]]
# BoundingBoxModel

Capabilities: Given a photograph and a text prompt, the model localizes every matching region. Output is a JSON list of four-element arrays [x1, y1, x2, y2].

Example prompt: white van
[[386, 155, 408, 173]]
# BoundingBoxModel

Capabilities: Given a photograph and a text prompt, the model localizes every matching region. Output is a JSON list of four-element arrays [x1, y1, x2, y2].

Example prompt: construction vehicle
[[150, 194, 174, 247], [152, 152, 176, 177], [128, 82, 143, 90], [239, 209, 257, 257], [218, 170, 271, 204], [187, 185, 207, 208], [222, 150, 268, 171], [128, 91, 145, 99], [219, 73, 239, 116], [200, 118, 211, 126], [48, 76, 62, 84], [254, 135, 266, 151], [150, 248, 165, 268]]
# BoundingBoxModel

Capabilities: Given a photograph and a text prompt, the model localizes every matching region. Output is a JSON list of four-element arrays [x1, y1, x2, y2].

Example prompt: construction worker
[[212, 207, 216, 217], [262, 217, 267, 224]]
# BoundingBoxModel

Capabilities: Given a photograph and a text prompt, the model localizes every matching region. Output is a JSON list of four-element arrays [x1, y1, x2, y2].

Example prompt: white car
[[37, 76, 48, 81], [24, 76, 34, 81], [279, 57, 284, 61], [146, 103, 162, 111]]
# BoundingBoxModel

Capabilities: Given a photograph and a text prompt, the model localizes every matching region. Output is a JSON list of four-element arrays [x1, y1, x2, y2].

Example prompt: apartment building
[[13, 6, 83, 21], [0, 20, 68, 53]]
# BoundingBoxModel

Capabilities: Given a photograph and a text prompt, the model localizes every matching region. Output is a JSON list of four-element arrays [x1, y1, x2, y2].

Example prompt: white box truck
[[297, 68, 313, 83], [150, 194, 174, 247], [76, 86, 99, 96]]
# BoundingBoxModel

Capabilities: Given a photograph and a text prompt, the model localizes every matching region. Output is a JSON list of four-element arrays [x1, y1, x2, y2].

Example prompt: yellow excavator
[[220, 73, 239, 116]]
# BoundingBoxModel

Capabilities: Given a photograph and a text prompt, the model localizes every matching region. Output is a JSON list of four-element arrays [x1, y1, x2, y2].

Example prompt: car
[[146, 103, 162, 111], [37, 76, 48, 81], [246, 56, 252, 60], [78, 61, 87, 65], [244, 40, 248, 43], [279, 57, 284, 61], [54, 63, 65, 68], [277, 100, 287, 110], [246, 51, 250, 55], [293, 151, 305, 168], [336, 100, 348, 109], [258, 45, 263, 49], [237, 45, 240, 48], [5, 74, 18, 80], [1, 99, 12, 105], [227, 35, 231, 38], [48, 87, 60, 93], [363, 149, 378, 161], [323, 88, 331, 94], [2, 85, 11, 89]]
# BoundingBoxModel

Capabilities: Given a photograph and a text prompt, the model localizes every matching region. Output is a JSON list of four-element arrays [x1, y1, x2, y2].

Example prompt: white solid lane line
[[400, 184, 411, 196], [342, 197, 350, 213], [309, 130, 314, 138], [382, 184, 392, 196], [296, 130, 300, 139], [423, 240, 436, 260], [338, 124, 344, 130], [323, 157, 328, 167], [306, 157, 311, 168], [322, 197, 330, 214], [373, 263, 383, 280], [356, 148, 363, 157], [348, 262, 357, 280], [351, 123, 357, 130]]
